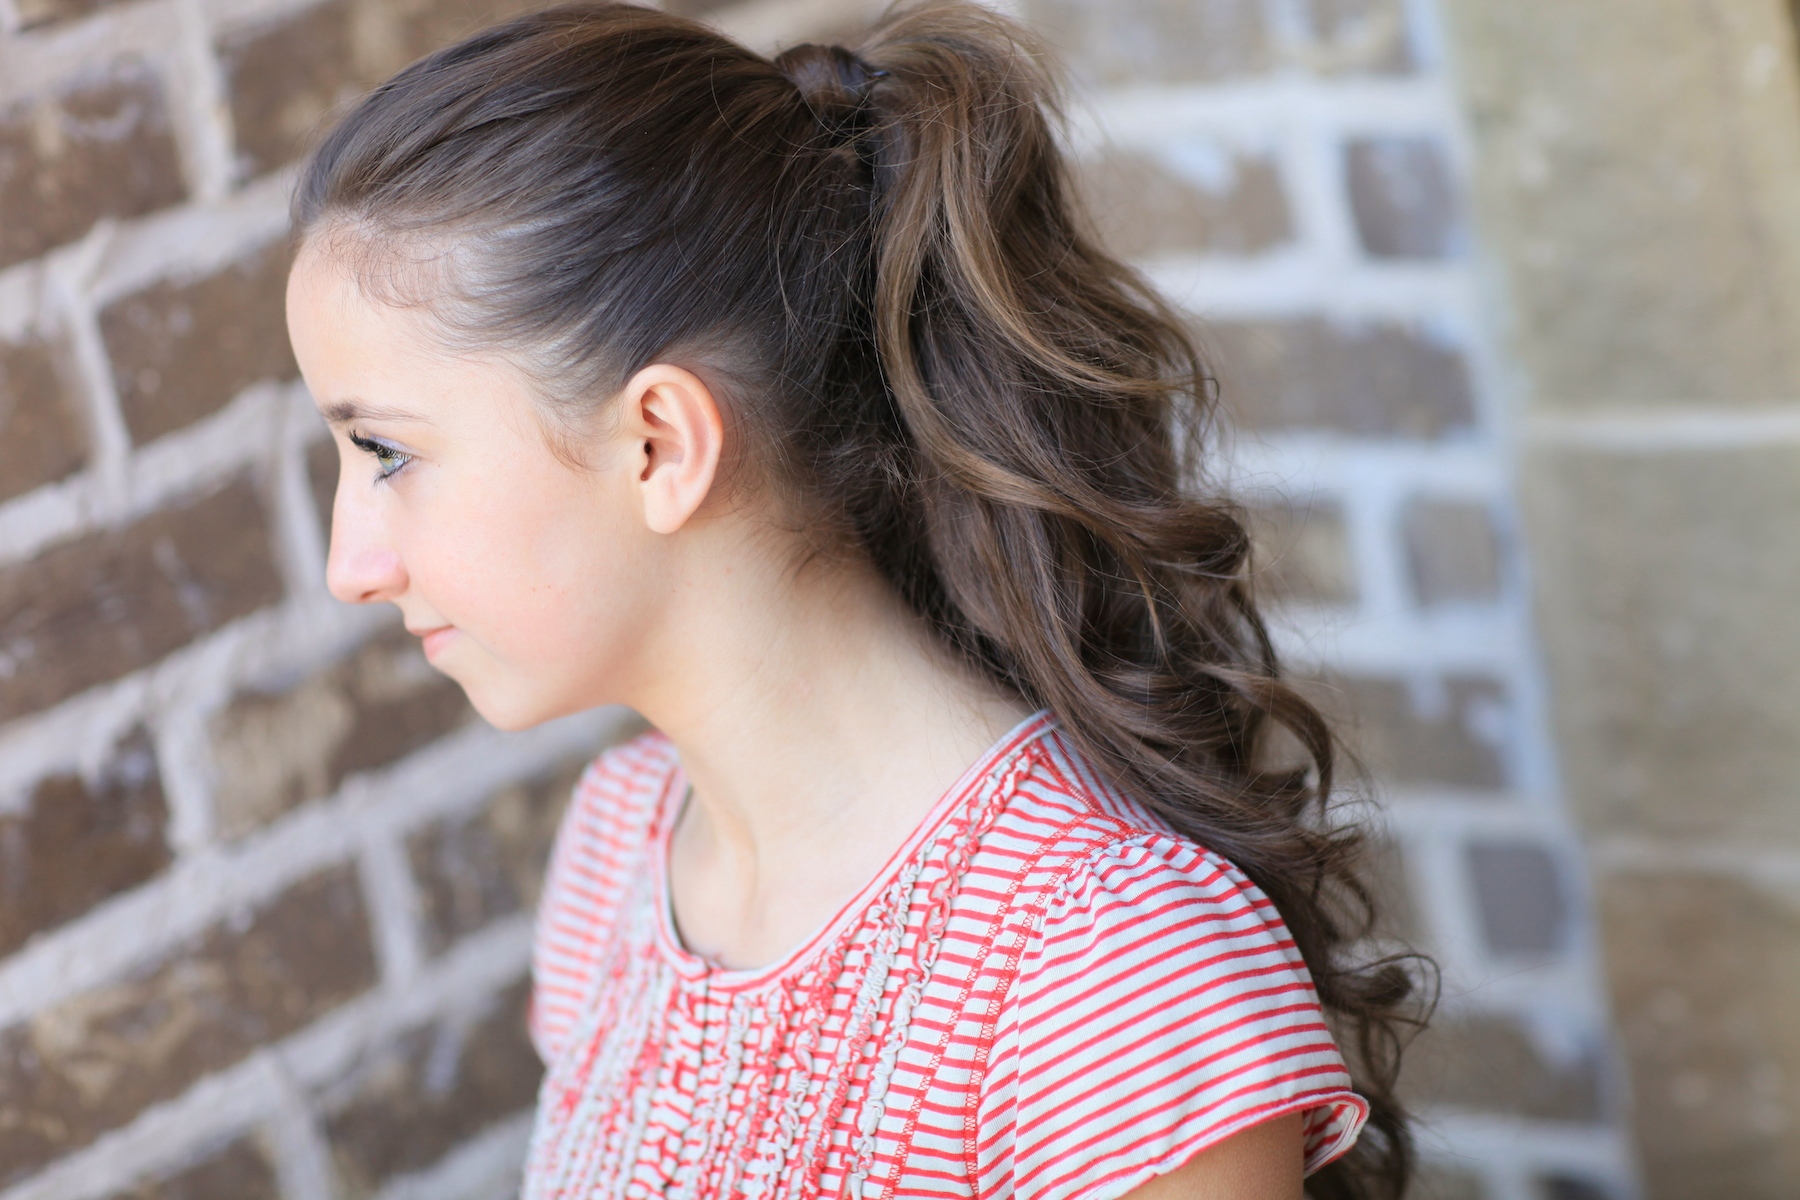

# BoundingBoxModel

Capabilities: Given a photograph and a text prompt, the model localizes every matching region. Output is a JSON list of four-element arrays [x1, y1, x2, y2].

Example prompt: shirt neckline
[[648, 709, 1057, 992]]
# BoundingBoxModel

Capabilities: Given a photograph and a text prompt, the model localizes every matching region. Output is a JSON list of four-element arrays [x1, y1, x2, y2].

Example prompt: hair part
[[293, 5, 1429, 1194]]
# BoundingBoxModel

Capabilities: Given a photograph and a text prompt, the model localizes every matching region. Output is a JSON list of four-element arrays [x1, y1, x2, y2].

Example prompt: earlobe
[[625, 364, 725, 535]]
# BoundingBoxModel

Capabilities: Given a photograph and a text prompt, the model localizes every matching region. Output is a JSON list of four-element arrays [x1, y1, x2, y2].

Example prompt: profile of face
[[284, 243, 727, 731]]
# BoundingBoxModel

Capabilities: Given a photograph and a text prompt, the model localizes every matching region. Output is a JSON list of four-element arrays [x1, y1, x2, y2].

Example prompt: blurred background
[[0, 0, 1795, 1198]]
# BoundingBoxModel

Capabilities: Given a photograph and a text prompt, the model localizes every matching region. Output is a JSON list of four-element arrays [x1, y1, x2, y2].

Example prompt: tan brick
[[221, 0, 549, 180], [1021, 0, 1273, 85], [210, 628, 473, 838], [0, 866, 378, 1187], [1311, 674, 1509, 790], [1346, 137, 1460, 259], [0, 478, 284, 724], [348, 0, 549, 80], [1205, 318, 1476, 438], [1415, 1164, 1488, 1200], [1521, 445, 1800, 840], [101, 241, 297, 446], [103, 1135, 281, 1200], [1402, 498, 1502, 605], [0, 729, 169, 959], [221, 0, 359, 181], [0, 335, 86, 504], [1441, 0, 1800, 406], [1400, 1012, 1604, 1121], [321, 978, 540, 1199], [1299, 0, 1415, 75], [1246, 499, 1356, 606], [409, 760, 582, 955], [1361, 833, 1420, 944], [1599, 870, 1800, 1199], [0, 61, 186, 272], [1078, 145, 1291, 260]]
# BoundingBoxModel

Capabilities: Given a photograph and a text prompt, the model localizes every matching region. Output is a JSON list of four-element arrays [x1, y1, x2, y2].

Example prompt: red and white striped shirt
[[525, 712, 1366, 1200]]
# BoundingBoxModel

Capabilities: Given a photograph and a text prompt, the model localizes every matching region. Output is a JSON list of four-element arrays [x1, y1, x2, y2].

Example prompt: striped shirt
[[525, 712, 1366, 1200]]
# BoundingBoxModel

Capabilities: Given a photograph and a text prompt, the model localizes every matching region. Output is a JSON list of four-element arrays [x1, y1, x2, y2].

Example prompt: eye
[[348, 431, 413, 481]]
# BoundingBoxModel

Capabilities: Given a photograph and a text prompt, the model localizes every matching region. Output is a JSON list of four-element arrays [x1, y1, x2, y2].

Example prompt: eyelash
[[349, 431, 413, 481]]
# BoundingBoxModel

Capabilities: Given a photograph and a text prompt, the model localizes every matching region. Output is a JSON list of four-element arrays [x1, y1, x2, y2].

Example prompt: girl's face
[[285, 245, 682, 730]]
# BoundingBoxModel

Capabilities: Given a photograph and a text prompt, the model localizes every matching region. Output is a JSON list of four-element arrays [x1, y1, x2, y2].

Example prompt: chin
[[445, 670, 558, 732], [467, 689, 559, 732]]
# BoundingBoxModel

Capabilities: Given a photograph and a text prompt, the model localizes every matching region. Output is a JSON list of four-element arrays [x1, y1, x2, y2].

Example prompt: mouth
[[408, 625, 458, 659]]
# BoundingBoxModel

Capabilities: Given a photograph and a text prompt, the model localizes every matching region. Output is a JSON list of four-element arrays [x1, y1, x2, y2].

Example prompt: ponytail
[[294, 6, 1424, 1195]]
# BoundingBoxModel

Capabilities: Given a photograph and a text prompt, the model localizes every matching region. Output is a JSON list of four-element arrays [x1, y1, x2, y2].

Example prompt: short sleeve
[[527, 730, 673, 1065], [978, 832, 1368, 1200]]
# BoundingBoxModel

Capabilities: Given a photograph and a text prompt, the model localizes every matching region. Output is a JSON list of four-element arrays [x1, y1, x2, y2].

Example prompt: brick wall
[[0, 0, 1650, 1198], [1027, 3, 1635, 1197], [0, 0, 634, 1195]]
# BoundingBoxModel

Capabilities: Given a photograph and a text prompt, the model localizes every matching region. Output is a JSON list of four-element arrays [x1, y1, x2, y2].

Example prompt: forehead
[[286, 240, 600, 464], [289, 245, 497, 415]]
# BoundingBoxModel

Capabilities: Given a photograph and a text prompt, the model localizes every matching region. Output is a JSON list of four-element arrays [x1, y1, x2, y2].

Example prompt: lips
[[409, 625, 458, 659]]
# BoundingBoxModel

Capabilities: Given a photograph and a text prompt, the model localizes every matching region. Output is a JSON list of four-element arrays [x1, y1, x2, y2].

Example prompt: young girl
[[285, 3, 1420, 1197]]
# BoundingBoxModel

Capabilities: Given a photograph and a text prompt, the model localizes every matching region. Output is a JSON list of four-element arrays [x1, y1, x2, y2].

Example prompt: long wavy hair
[[293, 4, 1428, 1194]]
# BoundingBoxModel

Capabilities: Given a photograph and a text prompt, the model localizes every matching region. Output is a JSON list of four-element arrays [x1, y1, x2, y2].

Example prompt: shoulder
[[998, 729, 1307, 967], [975, 732, 1366, 1197], [528, 727, 675, 1062], [553, 727, 680, 878]]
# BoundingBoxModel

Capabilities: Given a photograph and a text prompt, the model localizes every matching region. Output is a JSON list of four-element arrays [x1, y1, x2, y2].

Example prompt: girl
[[285, 4, 1420, 1198]]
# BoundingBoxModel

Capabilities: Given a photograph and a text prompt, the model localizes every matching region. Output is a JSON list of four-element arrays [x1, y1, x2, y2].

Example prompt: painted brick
[[0, 865, 378, 1187], [103, 1135, 282, 1200], [1205, 318, 1476, 439], [1600, 870, 1800, 1198], [0, 334, 86, 504], [1078, 144, 1291, 259], [1246, 498, 1356, 606], [1313, 674, 1509, 790], [1538, 1176, 1613, 1200], [0, 477, 285, 724], [1346, 136, 1461, 259], [1401, 1012, 1604, 1122], [320, 977, 540, 1198], [221, 0, 359, 181], [307, 436, 338, 539], [14, 0, 131, 29], [409, 760, 582, 956], [1467, 838, 1568, 955], [210, 627, 474, 838], [1402, 497, 1503, 605], [101, 241, 297, 446], [1300, 0, 1415, 75], [1021, 0, 1273, 85], [0, 728, 168, 959], [0, 62, 186, 272]]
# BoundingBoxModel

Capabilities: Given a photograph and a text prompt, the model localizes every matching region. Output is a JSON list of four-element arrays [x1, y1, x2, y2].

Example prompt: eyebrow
[[319, 398, 431, 425]]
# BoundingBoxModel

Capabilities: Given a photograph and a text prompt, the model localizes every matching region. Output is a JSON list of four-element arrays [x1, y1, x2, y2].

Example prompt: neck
[[625, 514, 1032, 968]]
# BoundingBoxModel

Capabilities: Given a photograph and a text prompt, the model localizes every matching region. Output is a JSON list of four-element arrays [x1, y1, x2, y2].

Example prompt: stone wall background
[[1438, 2, 1800, 1198], [0, 0, 1789, 1198]]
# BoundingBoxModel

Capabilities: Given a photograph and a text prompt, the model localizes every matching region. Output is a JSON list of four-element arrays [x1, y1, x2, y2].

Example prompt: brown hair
[[293, 4, 1425, 1194]]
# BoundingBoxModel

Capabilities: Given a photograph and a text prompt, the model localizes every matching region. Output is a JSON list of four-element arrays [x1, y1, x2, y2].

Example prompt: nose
[[324, 469, 408, 606]]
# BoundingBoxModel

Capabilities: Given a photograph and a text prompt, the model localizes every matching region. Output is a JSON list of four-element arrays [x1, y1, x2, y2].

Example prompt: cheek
[[413, 471, 657, 671]]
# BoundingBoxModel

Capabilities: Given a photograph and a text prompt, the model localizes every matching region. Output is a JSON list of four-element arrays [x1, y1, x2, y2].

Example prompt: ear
[[617, 364, 726, 535]]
